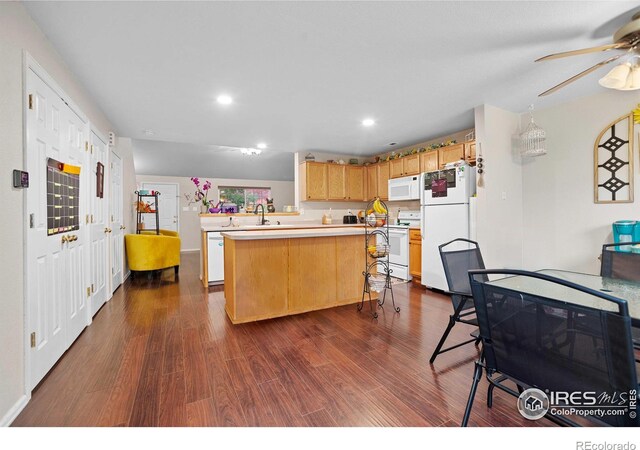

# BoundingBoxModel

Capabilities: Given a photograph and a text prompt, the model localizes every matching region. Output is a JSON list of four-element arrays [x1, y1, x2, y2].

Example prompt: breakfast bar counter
[[222, 227, 374, 324]]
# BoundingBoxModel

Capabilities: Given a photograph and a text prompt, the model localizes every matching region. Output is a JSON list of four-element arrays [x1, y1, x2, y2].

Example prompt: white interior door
[[26, 67, 90, 388], [110, 151, 124, 292], [61, 100, 90, 343], [141, 182, 179, 232], [89, 131, 109, 316]]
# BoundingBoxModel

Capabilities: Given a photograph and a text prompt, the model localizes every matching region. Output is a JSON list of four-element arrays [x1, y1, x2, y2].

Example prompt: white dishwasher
[[207, 232, 225, 284]]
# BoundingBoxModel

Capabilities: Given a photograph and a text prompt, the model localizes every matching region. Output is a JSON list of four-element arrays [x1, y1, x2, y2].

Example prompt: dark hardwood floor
[[13, 252, 548, 427]]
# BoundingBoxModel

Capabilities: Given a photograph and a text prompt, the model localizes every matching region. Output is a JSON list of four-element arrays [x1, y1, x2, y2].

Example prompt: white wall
[[521, 90, 640, 274], [474, 104, 524, 269], [0, 2, 132, 424], [135, 174, 295, 251]]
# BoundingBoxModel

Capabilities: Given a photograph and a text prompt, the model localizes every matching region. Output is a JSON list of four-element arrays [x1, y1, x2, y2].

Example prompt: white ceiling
[[25, 1, 640, 158], [132, 139, 295, 180]]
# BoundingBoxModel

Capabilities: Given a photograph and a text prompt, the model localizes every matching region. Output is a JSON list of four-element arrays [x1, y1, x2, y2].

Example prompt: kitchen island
[[222, 227, 374, 323]]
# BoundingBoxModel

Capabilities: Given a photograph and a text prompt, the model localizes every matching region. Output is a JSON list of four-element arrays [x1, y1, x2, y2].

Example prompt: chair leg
[[429, 315, 456, 364], [461, 360, 483, 427], [174, 265, 179, 276], [487, 383, 495, 408]]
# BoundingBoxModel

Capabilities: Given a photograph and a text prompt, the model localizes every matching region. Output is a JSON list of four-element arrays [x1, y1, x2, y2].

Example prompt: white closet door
[[60, 102, 90, 345], [26, 68, 90, 388], [89, 131, 109, 317]]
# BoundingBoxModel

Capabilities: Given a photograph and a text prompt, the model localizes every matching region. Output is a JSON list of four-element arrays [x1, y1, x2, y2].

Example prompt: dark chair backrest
[[439, 238, 486, 296], [601, 242, 640, 282], [469, 269, 639, 427]]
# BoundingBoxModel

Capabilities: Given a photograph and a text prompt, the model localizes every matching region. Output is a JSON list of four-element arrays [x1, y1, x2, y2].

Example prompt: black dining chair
[[600, 242, 640, 355], [462, 269, 639, 427], [429, 238, 486, 364]]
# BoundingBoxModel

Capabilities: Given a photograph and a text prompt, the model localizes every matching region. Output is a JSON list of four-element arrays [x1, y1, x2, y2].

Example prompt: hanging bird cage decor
[[520, 105, 547, 157]]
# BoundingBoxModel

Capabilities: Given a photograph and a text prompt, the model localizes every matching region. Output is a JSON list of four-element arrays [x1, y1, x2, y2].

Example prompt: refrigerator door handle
[[420, 207, 425, 241]]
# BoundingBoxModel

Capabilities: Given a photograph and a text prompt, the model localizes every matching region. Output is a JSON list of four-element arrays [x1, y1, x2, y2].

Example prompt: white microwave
[[388, 175, 420, 201]]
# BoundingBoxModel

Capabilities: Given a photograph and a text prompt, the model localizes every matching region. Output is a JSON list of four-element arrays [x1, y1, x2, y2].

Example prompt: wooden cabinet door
[[409, 238, 422, 278], [366, 164, 378, 200], [421, 151, 439, 173], [464, 141, 476, 163], [377, 162, 390, 200], [305, 162, 328, 200], [403, 154, 420, 175], [346, 166, 365, 201], [389, 159, 404, 179], [438, 143, 465, 169], [327, 164, 346, 200]]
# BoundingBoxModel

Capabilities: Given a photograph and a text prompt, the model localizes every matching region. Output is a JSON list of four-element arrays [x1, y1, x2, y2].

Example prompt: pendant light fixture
[[520, 105, 547, 157], [598, 56, 640, 91]]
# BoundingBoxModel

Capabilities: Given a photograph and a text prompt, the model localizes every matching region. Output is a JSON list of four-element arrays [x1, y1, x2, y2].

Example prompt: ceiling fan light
[[598, 63, 631, 89], [619, 66, 640, 91]]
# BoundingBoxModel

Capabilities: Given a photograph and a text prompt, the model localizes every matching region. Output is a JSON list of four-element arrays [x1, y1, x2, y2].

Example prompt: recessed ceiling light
[[143, 129, 155, 136], [362, 118, 375, 127], [256, 142, 267, 149], [216, 94, 233, 105]]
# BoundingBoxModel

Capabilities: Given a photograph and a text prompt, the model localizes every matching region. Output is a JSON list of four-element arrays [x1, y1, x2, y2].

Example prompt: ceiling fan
[[536, 11, 640, 96]]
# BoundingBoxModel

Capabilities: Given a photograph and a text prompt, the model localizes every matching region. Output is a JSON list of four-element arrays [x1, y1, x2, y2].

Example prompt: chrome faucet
[[254, 203, 269, 225]]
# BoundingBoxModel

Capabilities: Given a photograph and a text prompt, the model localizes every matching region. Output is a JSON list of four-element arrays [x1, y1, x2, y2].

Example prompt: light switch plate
[[182, 206, 189, 211], [192, 206, 198, 211]]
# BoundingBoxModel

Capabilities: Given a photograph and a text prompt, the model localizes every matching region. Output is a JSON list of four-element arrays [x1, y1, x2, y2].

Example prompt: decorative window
[[594, 113, 634, 203]]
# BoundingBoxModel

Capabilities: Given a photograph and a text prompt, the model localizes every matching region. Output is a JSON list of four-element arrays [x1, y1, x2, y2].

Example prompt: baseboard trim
[[181, 248, 199, 253], [0, 394, 29, 427], [123, 270, 131, 282]]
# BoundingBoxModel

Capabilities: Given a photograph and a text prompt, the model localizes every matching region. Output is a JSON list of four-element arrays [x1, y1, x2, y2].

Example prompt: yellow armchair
[[125, 229, 181, 275]]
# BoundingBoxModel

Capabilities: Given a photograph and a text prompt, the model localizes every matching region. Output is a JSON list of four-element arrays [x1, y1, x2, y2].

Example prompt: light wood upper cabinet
[[438, 143, 465, 169], [389, 159, 404, 179], [421, 151, 439, 173], [464, 141, 476, 163], [403, 154, 421, 175], [389, 154, 421, 179], [346, 166, 366, 201], [327, 164, 346, 200], [366, 164, 378, 200], [377, 161, 390, 200], [300, 162, 328, 200]]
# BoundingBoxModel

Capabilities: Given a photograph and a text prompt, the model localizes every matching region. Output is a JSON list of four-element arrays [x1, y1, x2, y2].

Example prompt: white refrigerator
[[420, 164, 476, 291]]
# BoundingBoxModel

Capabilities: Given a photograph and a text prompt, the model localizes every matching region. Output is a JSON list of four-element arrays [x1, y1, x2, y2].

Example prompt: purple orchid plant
[[185, 177, 220, 213]]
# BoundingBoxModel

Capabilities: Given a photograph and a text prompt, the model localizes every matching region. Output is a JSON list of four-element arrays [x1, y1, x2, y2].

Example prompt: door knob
[[120, 225, 126, 230], [61, 235, 69, 243], [104, 227, 109, 234], [70, 235, 78, 242]]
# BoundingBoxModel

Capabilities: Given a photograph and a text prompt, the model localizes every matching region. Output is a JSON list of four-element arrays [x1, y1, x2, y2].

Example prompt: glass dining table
[[486, 269, 640, 327]]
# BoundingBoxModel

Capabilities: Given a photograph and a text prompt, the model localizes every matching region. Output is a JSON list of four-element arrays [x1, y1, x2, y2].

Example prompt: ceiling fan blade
[[535, 42, 628, 62], [538, 54, 624, 97]]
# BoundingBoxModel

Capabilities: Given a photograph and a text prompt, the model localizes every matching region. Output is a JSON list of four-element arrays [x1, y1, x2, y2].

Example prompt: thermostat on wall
[[13, 170, 29, 188]]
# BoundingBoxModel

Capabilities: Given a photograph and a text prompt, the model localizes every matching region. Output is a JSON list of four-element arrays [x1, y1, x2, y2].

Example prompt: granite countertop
[[202, 223, 364, 232], [221, 227, 366, 240]]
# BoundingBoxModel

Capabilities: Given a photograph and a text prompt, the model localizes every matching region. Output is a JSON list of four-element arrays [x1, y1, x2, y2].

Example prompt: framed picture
[[97, 162, 104, 198]]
